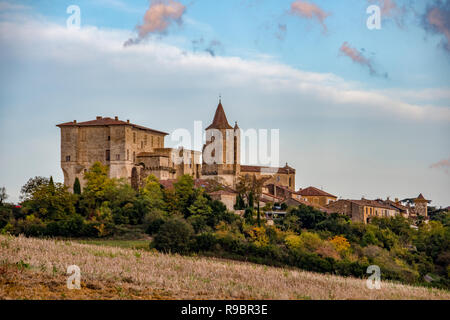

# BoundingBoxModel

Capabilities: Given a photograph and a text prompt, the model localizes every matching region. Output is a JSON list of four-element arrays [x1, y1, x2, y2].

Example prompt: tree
[[153, 217, 194, 254], [188, 193, 212, 217], [0, 187, 7, 205], [236, 174, 269, 226], [81, 162, 117, 215], [21, 180, 76, 221], [73, 178, 81, 195], [174, 175, 196, 216], [20, 176, 50, 201]]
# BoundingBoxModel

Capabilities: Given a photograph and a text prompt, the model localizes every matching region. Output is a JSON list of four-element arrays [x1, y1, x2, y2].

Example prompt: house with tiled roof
[[292, 186, 338, 207], [325, 198, 400, 224]]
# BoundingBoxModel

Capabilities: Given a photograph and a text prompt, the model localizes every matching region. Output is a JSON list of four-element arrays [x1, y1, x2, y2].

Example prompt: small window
[[133, 132, 136, 144], [133, 151, 136, 163], [151, 136, 154, 146], [127, 149, 129, 161], [66, 155, 71, 162], [106, 150, 110, 161], [141, 141, 144, 149], [116, 154, 120, 161], [107, 136, 110, 141]]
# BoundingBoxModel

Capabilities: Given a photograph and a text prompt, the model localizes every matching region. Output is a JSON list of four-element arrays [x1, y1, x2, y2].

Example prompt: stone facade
[[57, 116, 200, 191], [325, 199, 399, 224], [57, 101, 296, 194]]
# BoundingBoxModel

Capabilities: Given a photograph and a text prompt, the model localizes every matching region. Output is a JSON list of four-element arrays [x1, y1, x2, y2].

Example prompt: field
[[1, 235, 449, 300]]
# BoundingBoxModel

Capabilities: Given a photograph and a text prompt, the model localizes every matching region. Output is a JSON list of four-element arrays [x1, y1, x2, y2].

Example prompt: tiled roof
[[56, 117, 168, 135], [415, 193, 429, 201], [294, 186, 337, 198], [346, 199, 398, 210], [206, 101, 233, 130]]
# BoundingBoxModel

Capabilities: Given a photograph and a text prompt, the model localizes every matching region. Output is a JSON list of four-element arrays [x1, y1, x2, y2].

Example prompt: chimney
[[96, 116, 102, 120], [73, 120, 77, 124], [387, 196, 390, 201], [395, 198, 399, 203], [127, 119, 130, 123], [115, 116, 118, 121]]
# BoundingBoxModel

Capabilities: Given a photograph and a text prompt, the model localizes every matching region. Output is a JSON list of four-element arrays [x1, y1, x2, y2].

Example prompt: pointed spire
[[234, 121, 239, 130], [206, 99, 233, 130]]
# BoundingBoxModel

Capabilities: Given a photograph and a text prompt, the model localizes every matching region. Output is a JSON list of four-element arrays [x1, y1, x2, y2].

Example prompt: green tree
[[73, 177, 81, 195], [174, 175, 196, 216], [20, 176, 50, 201], [188, 193, 212, 217], [21, 180, 76, 221], [153, 217, 194, 254]]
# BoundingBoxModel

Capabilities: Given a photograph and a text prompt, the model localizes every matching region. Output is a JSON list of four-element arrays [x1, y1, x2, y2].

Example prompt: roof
[[241, 165, 295, 174], [377, 199, 409, 212], [206, 101, 233, 130], [57, 116, 168, 135], [415, 193, 429, 202], [333, 199, 399, 211], [294, 186, 337, 198]]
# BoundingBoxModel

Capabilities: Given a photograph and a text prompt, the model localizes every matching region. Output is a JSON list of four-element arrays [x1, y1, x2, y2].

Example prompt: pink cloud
[[138, 0, 185, 37], [430, 157, 450, 174], [290, 1, 329, 33], [426, 3, 450, 52], [339, 42, 376, 75]]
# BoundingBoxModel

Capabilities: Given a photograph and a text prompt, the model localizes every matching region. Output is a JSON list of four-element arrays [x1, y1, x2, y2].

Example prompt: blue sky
[[0, 0, 449, 206]]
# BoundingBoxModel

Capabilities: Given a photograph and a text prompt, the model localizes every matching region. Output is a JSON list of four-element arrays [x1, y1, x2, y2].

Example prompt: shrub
[[192, 232, 217, 252], [153, 217, 194, 254]]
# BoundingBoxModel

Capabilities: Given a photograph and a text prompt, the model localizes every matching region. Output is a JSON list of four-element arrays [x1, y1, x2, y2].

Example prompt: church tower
[[414, 193, 430, 218], [202, 99, 240, 187]]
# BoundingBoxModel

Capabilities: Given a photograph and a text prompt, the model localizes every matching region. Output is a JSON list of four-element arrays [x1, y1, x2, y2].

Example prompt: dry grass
[[1, 235, 449, 300]]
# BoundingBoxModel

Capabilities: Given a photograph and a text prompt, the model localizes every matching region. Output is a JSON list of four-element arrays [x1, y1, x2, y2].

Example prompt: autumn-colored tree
[[329, 235, 351, 254]]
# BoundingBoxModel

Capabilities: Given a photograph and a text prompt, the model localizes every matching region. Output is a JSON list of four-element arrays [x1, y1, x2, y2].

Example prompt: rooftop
[[205, 100, 233, 130], [56, 116, 168, 135], [294, 186, 337, 198]]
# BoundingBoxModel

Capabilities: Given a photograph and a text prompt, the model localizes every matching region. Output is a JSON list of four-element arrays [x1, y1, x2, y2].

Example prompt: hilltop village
[[57, 101, 431, 224]]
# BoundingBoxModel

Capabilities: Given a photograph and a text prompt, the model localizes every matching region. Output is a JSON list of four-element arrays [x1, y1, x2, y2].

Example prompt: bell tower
[[202, 99, 240, 187]]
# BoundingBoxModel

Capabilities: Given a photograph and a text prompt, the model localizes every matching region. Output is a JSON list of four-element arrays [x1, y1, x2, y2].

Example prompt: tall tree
[[20, 176, 50, 201], [0, 187, 7, 205], [73, 177, 81, 195]]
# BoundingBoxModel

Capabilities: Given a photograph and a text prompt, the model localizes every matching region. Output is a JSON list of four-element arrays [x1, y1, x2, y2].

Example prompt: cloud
[[430, 157, 450, 174], [124, 0, 186, 46], [339, 42, 387, 78], [422, 0, 450, 53], [290, 0, 329, 33], [0, 1, 30, 11]]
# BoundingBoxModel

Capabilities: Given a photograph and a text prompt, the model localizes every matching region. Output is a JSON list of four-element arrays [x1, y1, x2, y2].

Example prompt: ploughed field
[[1, 235, 449, 300]]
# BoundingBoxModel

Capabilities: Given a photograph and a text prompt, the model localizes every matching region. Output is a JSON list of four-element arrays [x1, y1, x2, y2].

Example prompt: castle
[[57, 100, 296, 193]]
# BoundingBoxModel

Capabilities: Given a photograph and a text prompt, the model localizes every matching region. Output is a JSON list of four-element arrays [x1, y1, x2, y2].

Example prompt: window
[[141, 141, 144, 149], [151, 136, 154, 146], [276, 176, 280, 182], [106, 150, 110, 161], [66, 155, 71, 162], [133, 132, 136, 143], [133, 151, 136, 163], [107, 136, 110, 141], [144, 135, 147, 146], [116, 154, 120, 161], [157, 137, 160, 147], [127, 149, 129, 161]]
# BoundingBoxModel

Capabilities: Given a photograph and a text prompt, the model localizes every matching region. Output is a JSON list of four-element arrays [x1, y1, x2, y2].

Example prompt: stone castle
[[57, 100, 296, 192]]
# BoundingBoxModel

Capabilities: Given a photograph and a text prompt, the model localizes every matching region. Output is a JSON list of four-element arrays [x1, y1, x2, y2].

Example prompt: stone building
[[57, 116, 200, 191], [57, 100, 296, 194], [201, 100, 296, 190], [292, 186, 337, 206], [413, 193, 430, 217], [325, 199, 399, 224]]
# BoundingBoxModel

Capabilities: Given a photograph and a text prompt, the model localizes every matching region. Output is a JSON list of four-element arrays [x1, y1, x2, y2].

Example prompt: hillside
[[1, 235, 449, 300]]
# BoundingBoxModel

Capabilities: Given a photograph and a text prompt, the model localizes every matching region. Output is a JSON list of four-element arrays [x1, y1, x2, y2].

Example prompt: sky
[[0, 0, 449, 206]]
